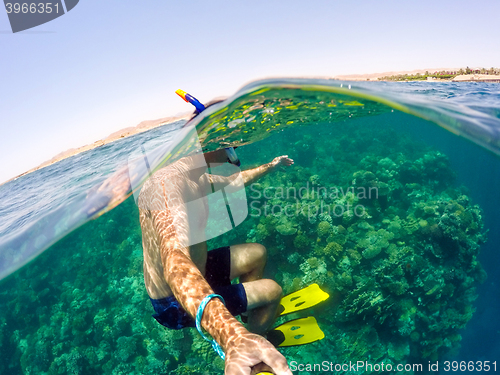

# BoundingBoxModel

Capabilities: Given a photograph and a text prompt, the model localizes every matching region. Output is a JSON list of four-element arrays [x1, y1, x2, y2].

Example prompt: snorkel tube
[[175, 89, 206, 113], [175, 89, 241, 167]]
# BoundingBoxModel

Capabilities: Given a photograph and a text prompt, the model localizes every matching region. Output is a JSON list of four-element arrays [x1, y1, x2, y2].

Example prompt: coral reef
[[219, 120, 487, 368], [0, 198, 220, 375], [0, 118, 487, 374]]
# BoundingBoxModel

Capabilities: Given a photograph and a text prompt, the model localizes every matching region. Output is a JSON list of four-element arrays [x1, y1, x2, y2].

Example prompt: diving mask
[[176, 89, 240, 167], [225, 147, 240, 167]]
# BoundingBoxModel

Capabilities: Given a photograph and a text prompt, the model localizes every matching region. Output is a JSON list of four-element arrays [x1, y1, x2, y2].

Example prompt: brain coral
[[317, 221, 333, 237]]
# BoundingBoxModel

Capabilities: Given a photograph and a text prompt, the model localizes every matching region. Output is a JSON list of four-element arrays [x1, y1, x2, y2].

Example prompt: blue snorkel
[[176, 89, 241, 167], [175, 89, 206, 113]]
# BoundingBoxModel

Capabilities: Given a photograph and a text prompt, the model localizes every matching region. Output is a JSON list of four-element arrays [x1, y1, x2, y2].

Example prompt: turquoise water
[[0, 79, 499, 374]]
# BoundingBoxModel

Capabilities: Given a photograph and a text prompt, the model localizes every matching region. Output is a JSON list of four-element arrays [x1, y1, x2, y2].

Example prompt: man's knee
[[248, 243, 267, 266], [259, 279, 282, 302], [230, 243, 267, 279], [268, 280, 282, 302], [244, 279, 282, 308]]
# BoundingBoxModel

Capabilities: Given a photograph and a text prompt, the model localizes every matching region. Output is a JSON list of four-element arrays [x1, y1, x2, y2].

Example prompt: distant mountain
[[3, 114, 189, 185]]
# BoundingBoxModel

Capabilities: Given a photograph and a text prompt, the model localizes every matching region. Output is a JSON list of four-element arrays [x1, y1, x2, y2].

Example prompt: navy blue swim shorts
[[150, 246, 248, 330]]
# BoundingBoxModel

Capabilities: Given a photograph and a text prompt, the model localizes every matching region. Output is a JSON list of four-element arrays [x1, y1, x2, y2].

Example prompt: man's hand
[[241, 155, 294, 186], [270, 155, 294, 169], [224, 332, 292, 375]]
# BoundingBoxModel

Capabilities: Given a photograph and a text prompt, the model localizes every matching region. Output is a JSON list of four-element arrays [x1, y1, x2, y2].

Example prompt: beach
[[334, 69, 500, 82]]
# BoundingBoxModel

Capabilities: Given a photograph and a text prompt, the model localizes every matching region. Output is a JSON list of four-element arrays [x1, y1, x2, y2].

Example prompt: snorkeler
[[137, 92, 294, 375]]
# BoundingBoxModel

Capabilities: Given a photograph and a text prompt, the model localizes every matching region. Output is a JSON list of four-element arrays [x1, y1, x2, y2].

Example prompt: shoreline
[[335, 72, 500, 83], [1, 114, 189, 186], [3, 72, 499, 186]]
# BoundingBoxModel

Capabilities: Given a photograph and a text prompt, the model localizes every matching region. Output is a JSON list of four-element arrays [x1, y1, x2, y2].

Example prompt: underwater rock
[[275, 217, 298, 236], [357, 229, 393, 259], [299, 257, 328, 287]]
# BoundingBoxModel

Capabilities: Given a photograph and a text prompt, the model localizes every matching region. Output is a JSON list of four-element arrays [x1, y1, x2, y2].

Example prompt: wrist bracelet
[[195, 294, 226, 360]]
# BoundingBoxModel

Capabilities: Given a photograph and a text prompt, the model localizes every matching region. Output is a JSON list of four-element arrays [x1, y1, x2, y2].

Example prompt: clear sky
[[1, 0, 499, 183]]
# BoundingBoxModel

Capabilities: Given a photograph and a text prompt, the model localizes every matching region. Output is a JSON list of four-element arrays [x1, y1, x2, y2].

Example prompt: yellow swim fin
[[267, 316, 325, 347], [278, 283, 329, 316]]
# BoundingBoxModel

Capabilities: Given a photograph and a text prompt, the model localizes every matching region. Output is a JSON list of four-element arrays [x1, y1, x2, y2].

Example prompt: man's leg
[[229, 244, 282, 334], [242, 279, 282, 334]]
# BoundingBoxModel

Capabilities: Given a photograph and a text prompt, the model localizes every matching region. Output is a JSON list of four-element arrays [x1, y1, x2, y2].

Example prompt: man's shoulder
[[139, 166, 192, 209]]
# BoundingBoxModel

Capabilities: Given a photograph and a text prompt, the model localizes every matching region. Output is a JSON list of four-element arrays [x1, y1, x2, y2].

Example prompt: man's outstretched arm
[[207, 155, 294, 191], [240, 155, 293, 186], [150, 196, 291, 374]]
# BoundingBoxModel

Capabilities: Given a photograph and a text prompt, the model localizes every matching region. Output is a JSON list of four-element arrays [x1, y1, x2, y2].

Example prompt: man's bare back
[[139, 155, 213, 299]]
